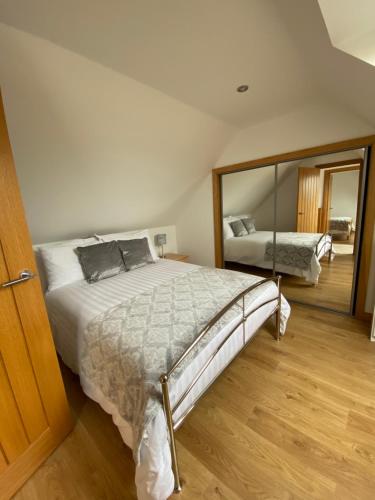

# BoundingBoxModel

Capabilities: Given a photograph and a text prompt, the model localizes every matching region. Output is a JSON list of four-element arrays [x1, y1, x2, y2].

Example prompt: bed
[[329, 216, 354, 240], [40, 251, 290, 500], [224, 230, 333, 284]]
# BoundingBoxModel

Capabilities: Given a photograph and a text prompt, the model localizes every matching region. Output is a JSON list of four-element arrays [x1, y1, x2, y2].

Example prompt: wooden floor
[[226, 252, 355, 313], [281, 253, 354, 312], [14, 305, 375, 500]]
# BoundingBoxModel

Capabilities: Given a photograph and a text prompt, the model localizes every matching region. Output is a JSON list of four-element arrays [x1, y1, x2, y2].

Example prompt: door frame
[[212, 135, 375, 321], [319, 161, 362, 237]]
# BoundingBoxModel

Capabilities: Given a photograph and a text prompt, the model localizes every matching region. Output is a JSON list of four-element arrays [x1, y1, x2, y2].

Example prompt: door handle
[[1, 270, 35, 288]]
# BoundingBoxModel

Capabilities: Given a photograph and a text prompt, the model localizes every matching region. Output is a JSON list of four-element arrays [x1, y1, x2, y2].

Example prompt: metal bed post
[[242, 295, 246, 345], [328, 233, 333, 262], [160, 374, 182, 492], [315, 232, 333, 264], [275, 275, 281, 341]]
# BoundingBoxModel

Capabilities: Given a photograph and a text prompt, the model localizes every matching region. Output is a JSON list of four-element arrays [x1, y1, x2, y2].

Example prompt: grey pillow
[[241, 218, 256, 234], [117, 238, 154, 271], [76, 241, 125, 283], [229, 219, 248, 237]]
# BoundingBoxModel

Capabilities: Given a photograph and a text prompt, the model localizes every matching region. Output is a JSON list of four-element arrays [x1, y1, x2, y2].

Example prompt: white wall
[[253, 167, 298, 232], [0, 23, 234, 267], [331, 170, 359, 224], [217, 101, 374, 166]]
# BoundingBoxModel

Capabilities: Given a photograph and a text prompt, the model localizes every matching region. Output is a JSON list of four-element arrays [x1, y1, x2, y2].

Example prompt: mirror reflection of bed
[[222, 149, 364, 313]]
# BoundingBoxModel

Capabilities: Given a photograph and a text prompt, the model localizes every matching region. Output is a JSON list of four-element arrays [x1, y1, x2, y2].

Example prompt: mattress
[[45, 259, 290, 500], [224, 230, 332, 283]]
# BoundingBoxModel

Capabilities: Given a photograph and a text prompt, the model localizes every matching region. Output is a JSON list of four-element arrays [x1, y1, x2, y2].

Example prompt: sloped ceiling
[[318, 0, 375, 67], [275, 0, 375, 128], [0, 0, 374, 128]]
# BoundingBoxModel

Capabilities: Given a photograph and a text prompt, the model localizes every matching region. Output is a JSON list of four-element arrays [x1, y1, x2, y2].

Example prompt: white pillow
[[223, 219, 234, 239], [95, 229, 159, 261], [34, 238, 84, 292], [39, 238, 97, 292]]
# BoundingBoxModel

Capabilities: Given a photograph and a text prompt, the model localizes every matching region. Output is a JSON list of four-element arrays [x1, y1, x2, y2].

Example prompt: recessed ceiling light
[[236, 84, 249, 93]]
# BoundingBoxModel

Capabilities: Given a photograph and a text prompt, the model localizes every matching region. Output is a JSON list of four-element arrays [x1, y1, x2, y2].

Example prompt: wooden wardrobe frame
[[212, 135, 375, 321]]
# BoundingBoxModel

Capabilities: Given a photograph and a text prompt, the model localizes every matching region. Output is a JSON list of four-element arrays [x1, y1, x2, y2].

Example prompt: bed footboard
[[315, 232, 333, 262], [160, 275, 282, 492]]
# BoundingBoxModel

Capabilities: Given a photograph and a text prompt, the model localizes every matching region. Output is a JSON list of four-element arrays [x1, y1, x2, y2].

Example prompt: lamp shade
[[154, 233, 167, 246]]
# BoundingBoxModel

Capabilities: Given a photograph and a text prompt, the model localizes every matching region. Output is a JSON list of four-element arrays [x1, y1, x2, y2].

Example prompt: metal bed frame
[[315, 232, 333, 261], [159, 275, 282, 492]]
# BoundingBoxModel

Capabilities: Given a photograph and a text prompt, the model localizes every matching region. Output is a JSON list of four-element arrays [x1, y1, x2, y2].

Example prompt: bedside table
[[163, 253, 189, 263]]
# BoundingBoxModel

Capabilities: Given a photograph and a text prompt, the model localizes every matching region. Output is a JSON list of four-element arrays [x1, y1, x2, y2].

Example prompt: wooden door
[[296, 167, 320, 232], [0, 93, 72, 499], [319, 170, 333, 233]]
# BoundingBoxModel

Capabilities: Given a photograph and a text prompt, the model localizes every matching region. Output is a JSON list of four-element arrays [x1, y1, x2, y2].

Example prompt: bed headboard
[[33, 225, 178, 292]]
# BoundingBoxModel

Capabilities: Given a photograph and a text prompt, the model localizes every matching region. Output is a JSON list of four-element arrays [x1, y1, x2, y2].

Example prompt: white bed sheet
[[45, 259, 290, 500], [224, 231, 332, 283]]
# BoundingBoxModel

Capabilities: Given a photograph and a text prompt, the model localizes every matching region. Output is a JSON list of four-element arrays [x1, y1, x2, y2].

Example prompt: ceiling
[[0, 0, 374, 127], [318, 0, 375, 67]]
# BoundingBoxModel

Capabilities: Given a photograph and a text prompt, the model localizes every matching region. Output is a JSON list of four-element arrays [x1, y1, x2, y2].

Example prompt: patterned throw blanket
[[79, 267, 287, 460], [264, 233, 322, 270], [329, 218, 352, 231]]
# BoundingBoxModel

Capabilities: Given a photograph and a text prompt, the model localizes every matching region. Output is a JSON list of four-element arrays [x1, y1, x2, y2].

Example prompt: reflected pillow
[[223, 219, 235, 239], [229, 219, 248, 237], [241, 218, 256, 234], [76, 241, 126, 283], [118, 238, 154, 271]]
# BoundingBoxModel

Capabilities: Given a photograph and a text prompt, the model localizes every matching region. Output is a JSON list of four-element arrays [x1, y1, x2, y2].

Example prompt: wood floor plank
[[183, 400, 336, 499], [252, 335, 375, 404], [246, 406, 375, 497], [177, 445, 242, 500]]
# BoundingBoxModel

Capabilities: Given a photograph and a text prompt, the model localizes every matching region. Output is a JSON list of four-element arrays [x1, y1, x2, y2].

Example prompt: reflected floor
[[225, 252, 355, 313]]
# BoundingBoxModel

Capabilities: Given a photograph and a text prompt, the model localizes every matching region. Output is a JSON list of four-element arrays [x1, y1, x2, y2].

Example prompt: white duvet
[[45, 259, 290, 499], [224, 231, 332, 283]]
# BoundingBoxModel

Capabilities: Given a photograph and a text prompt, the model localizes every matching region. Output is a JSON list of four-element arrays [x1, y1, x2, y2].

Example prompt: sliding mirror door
[[276, 149, 365, 313], [222, 165, 276, 278], [219, 146, 367, 314]]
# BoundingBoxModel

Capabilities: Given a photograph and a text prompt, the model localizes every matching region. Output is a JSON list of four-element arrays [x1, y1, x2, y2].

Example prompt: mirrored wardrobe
[[216, 145, 369, 315]]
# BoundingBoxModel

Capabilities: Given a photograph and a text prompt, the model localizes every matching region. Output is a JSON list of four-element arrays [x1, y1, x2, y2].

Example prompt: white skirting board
[[371, 309, 375, 342]]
